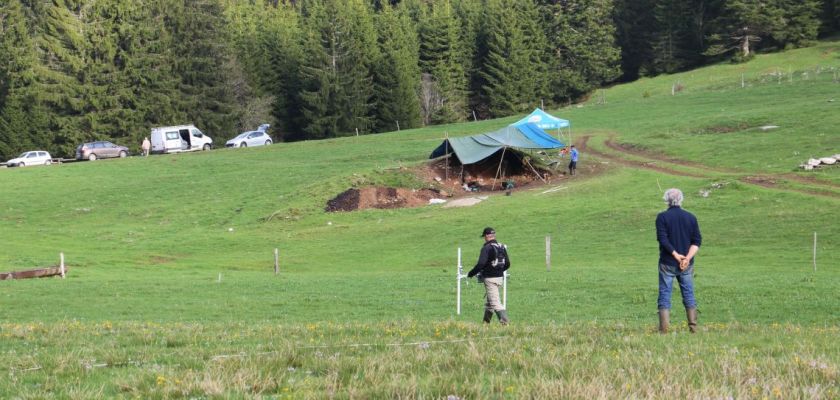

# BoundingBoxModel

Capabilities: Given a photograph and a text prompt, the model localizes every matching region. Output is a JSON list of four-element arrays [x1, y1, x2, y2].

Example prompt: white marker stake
[[218, 273, 222, 283], [456, 247, 463, 315], [546, 236, 551, 272], [502, 271, 508, 308], [60, 252, 65, 279]]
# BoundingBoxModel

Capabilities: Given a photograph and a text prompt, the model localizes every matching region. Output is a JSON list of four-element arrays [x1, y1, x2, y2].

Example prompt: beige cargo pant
[[483, 277, 505, 312]]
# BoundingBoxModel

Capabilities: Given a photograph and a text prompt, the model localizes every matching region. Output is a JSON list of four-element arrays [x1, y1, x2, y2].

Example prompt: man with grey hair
[[655, 188, 702, 333]]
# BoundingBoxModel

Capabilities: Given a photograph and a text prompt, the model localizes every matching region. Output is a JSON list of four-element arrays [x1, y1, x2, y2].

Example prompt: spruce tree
[[705, 0, 820, 61], [120, 0, 184, 141], [259, 2, 304, 139], [773, 0, 822, 48], [417, 0, 469, 124], [547, 0, 621, 101], [516, 0, 553, 109], [705, 0, 785, 59], [26, 0, 90, 155], [650, 0, 694, 73], [165, 0, 237, 138], [613, 0, 656, 80], [451, 0, 483, 114], [477, 0, 532, 117], [298, 0, 378, 139], [81, 0, 160, 148], [372, 4, 421, 132], [0, 0, 38, 157], [818, 0, 839, 34]]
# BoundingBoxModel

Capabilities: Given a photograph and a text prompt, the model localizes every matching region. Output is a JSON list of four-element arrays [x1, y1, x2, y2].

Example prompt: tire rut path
[[579, 136, 839, 200]]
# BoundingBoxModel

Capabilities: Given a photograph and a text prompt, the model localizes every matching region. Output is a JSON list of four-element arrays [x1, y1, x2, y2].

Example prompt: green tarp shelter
[[429, 122, 564, 164]]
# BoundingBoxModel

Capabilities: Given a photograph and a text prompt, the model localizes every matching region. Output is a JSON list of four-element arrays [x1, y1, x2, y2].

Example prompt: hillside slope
[[0, 41, 837, 325]]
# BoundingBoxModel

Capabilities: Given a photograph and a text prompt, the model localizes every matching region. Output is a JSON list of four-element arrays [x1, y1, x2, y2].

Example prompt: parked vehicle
[[225, 124, 272, 148], [150, 125, 212, 154], [75, 141, 129, 161], [5, 151, 53, 167]]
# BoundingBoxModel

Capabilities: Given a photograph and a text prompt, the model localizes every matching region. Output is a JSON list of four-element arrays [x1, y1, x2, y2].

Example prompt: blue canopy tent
[[511, 108, 572, 147], [429, 123, 564, 189]]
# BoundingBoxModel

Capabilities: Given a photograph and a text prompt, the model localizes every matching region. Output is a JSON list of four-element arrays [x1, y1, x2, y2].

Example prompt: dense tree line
[[0, 0, 835, 158]]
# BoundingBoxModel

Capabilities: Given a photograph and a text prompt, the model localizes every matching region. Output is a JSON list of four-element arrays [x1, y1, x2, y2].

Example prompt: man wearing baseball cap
[[467, 227, 511, 324]]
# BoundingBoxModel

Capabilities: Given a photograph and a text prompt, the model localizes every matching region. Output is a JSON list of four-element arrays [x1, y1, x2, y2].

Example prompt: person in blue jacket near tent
[[568, 145, 579, 175]]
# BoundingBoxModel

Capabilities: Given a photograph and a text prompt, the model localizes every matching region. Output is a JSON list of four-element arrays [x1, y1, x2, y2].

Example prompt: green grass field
[[1, 40, 838, 398]]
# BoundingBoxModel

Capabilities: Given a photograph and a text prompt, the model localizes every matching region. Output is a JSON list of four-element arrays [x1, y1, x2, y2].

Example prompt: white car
[[6, 151, 53, 167], [225, 124, 272, 148]]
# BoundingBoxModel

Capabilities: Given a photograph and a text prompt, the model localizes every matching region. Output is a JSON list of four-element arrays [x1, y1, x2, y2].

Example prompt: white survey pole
[[456, 247, 463, 315], [502, 271, 508, 308]]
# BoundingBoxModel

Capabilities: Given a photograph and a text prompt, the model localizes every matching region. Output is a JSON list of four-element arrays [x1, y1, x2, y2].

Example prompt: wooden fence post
[[274, 248, 279, 275]]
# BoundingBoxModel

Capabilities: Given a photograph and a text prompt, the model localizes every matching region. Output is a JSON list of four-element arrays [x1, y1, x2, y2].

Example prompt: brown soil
[[326, 148, 580, 212], [148, 255, 177, 265], [421, 156, 552, 195], [326, 187, 442, 212], [741, 175, 777, 187]]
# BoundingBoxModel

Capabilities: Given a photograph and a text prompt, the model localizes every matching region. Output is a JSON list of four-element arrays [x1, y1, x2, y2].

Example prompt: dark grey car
[[75, 141, 129, 161]]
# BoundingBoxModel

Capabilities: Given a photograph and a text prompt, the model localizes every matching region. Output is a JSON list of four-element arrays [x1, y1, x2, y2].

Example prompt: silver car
[[225, 124, 272, 148], [5, 151, 53, 167]]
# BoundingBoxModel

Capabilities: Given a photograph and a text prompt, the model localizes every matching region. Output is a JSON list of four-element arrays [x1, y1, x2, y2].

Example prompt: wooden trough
[[0, 253, 67, 281]]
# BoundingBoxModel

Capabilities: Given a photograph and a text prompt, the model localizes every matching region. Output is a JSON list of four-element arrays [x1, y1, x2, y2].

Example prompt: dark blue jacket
[[656, 206, 702, 267], [468, 240, 510, 278]]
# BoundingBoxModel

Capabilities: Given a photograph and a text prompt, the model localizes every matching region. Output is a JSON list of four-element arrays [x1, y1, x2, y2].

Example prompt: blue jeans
[[658, 263, 697, 310]]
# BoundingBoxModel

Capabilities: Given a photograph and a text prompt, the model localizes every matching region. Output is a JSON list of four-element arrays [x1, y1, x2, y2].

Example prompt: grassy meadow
[[1, 40, 838, 398]]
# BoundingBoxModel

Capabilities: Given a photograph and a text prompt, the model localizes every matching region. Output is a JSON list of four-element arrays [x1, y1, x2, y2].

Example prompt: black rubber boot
[[686, 308, 698, 333], [483, 310, 494, 324], [495, 310, 509, 325], [658, 309, 670, 334]]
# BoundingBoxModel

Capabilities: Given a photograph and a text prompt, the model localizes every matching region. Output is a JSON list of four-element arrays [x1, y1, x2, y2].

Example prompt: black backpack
[[488, 242, 508, 269]]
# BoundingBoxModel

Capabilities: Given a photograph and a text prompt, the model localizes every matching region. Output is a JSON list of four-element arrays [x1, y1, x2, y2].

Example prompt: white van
[[150, 125, 213, 154]]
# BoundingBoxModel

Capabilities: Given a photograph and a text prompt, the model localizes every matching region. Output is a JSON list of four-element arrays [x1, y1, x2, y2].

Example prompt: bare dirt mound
[[326, 187, 442, 212], [325, 148, 584, 212]]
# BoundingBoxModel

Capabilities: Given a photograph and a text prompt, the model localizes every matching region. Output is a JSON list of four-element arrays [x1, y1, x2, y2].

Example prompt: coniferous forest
[[0, 0, 837, 158]]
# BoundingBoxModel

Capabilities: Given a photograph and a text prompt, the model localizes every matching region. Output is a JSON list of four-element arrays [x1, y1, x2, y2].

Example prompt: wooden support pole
[[274, 248, 279, 275], [444, 132, 449, 182], [492, 146, 508, 190], [60, 252, 65, 279]]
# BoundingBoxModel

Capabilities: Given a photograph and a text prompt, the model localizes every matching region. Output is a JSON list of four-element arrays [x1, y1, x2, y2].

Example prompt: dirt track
[[581, 135, 839, 199], [603, 137, 840, 191], [581, 136, 707, 178]]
